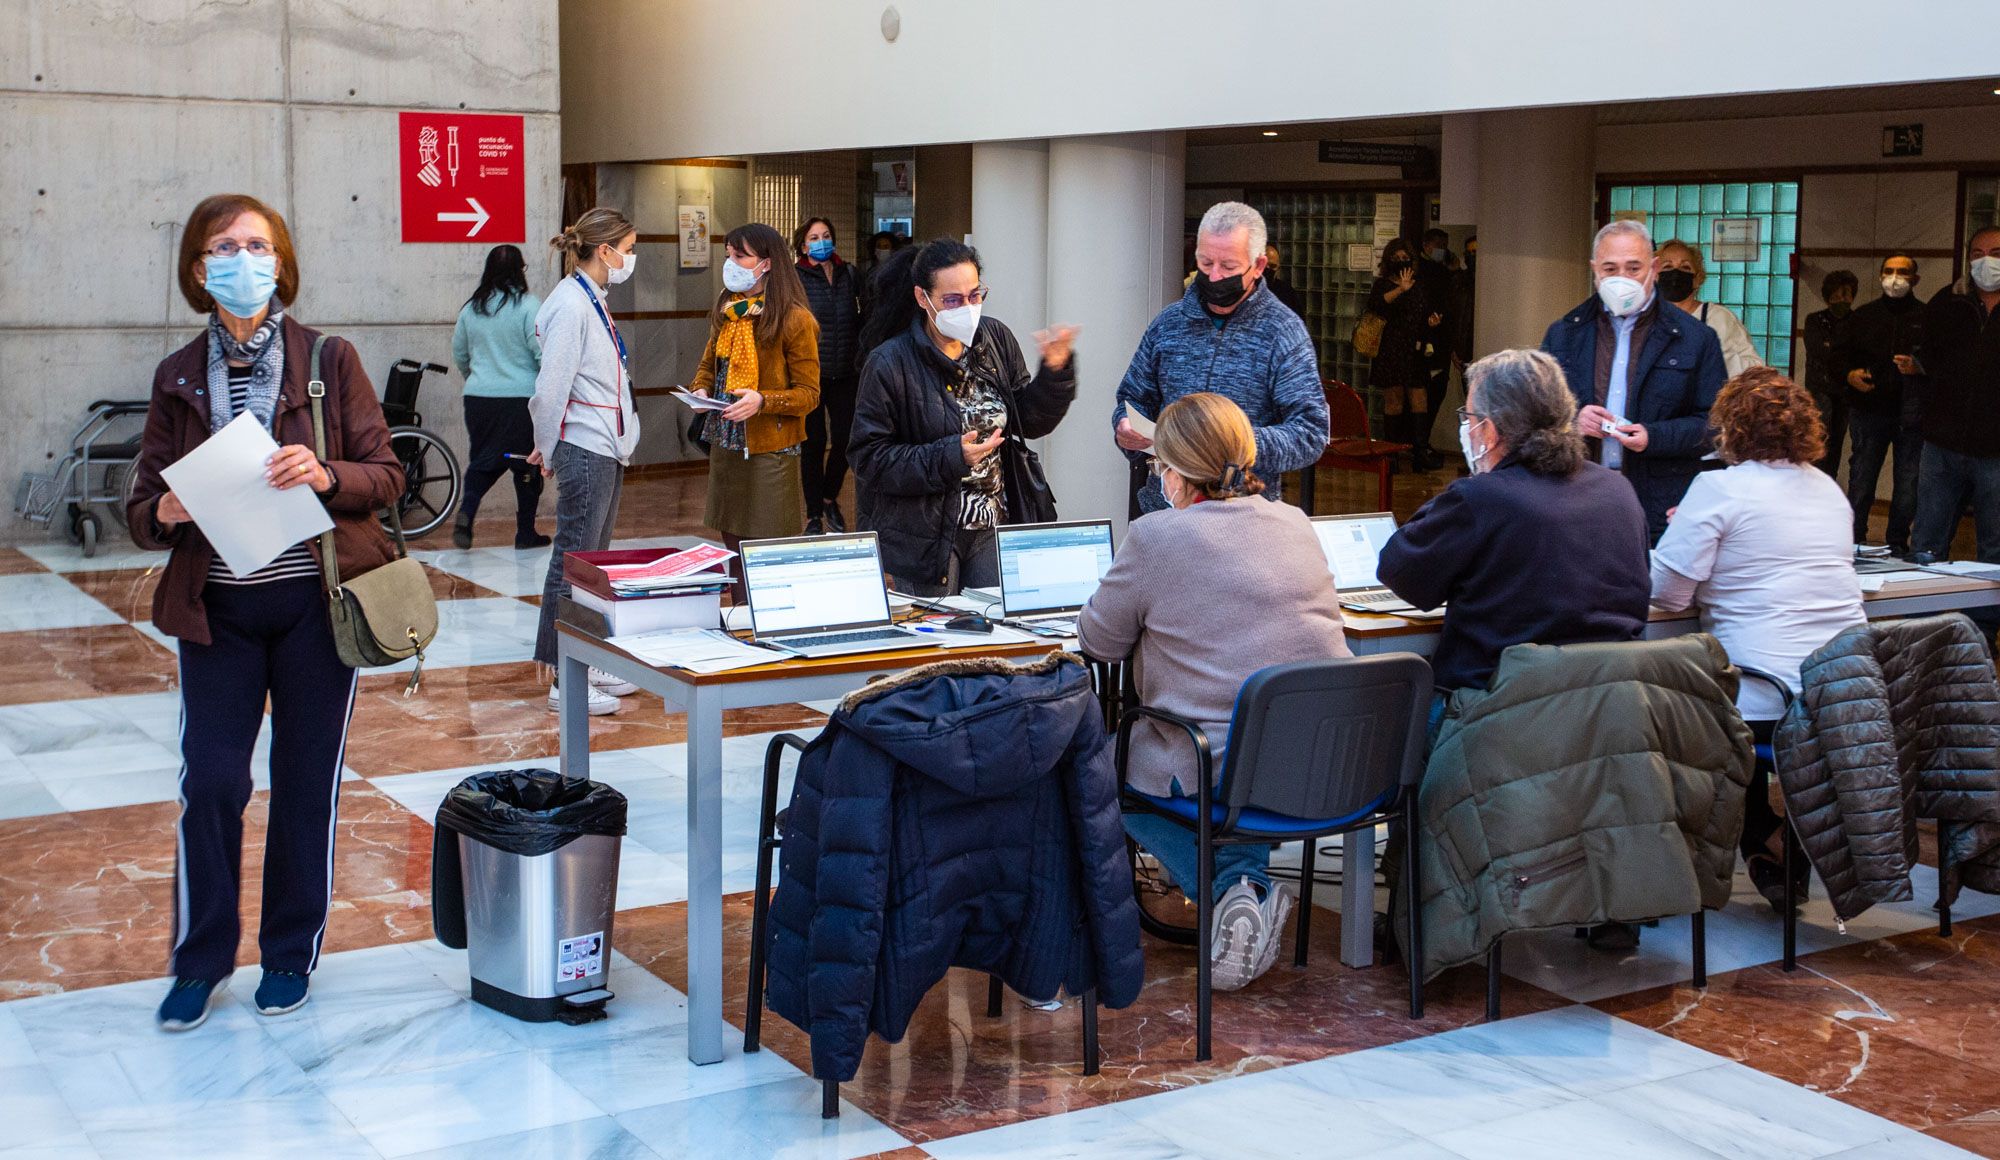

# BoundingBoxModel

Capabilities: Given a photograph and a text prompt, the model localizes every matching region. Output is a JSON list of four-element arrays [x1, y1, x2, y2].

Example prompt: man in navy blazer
[[1542, 219, 1727, 542]]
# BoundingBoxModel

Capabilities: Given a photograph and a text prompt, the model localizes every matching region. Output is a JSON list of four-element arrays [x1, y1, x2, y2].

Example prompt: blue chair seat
[[1754, 743, 1774, 765], [1130, 786, 1396, 836]]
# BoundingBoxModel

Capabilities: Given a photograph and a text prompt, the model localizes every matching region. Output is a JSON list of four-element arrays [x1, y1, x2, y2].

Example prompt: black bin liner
[[431, 769, 628, 950]]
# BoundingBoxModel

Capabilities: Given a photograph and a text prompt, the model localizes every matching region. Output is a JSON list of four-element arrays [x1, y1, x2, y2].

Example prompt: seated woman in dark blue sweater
[[1379, 348, 1652, 950]]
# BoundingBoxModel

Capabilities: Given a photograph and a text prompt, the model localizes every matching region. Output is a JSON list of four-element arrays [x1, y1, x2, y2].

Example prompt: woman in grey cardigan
[[1078, 392, 1350, 992]]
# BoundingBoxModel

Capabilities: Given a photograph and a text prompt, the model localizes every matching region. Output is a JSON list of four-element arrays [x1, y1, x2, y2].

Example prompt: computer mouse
[[945, 614, 994, 634]]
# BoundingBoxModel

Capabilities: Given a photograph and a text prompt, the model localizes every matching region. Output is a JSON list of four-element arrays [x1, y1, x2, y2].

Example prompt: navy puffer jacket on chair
[[763, 652, 1144, 1082]]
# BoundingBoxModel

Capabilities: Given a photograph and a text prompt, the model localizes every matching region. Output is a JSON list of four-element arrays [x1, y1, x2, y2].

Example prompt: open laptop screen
[[1310, 514, 1399, 591], [741, 533, 892, 636], [998, 520, 1116, 616]]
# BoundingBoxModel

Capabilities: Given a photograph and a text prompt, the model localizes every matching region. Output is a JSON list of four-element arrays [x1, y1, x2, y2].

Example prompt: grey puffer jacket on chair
[[1774, 614, 2000, 921]]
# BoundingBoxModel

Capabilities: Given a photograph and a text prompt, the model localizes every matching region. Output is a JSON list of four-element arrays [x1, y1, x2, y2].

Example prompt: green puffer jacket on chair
[[1402, 634, 1754, 980]]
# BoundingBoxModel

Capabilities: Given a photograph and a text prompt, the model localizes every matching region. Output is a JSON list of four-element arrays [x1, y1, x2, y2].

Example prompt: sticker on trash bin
[[558, 931, 604, 981]]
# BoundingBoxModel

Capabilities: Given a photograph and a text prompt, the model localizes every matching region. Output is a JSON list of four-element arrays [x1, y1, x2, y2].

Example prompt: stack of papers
[[1858, 570, 1937, 593], [607, 628, 779, 674], [602, 545, 736, 594], [670, 388, 731, 412], [1921, 560, 2000, 582]]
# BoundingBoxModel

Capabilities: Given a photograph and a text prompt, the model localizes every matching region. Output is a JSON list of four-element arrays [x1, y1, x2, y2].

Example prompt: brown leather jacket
[[128, 317, 405, 645]]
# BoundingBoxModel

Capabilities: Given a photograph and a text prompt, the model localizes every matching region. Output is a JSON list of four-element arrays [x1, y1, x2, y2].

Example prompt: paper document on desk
[[160, 411, 334, 580], [1921, 560, 2000, 582], [669, 388, 731, 412], [608, 627, 777, 673], [1859, 570, 1937, 593], [909, 619, 1037, 648]]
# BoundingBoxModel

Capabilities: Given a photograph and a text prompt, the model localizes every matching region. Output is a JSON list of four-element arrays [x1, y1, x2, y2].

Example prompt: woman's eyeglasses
[[205, 239, 275, 258], [1455, 408, 1485, 424], [929, 286, 990, 311]]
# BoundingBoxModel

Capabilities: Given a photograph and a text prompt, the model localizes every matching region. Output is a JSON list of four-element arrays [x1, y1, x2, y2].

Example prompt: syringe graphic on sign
[[447, 126, 460, 188], [417, 126, 442, 187]]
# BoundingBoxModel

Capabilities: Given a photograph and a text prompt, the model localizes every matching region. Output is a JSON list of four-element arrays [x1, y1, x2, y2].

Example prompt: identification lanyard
[[567, 272, 628, 438]]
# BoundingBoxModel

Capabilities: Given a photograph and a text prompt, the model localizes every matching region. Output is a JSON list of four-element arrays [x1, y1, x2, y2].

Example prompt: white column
[[1044, 132, 1184, 535], [1439, 112, 1481, 227], [1472, 106, 1596, 357], [971, 139, 1050, 335]]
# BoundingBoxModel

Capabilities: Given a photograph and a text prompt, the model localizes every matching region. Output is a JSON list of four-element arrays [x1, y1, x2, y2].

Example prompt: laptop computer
[[1310, 512, 1434, 615], [997, 520, 1116, 635], [739, 532, 931, 658]]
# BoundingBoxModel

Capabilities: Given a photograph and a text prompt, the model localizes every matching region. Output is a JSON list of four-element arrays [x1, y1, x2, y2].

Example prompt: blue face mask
[[203, 251, 279, 318], [806, 239, 835, 262]]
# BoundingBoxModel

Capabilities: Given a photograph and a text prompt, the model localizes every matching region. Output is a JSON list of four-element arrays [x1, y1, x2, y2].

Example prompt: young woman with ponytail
[[530, 206, 640, 717]]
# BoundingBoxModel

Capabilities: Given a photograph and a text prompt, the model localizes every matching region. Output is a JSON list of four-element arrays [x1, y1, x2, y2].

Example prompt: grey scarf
[[206, 312, 286, 433]]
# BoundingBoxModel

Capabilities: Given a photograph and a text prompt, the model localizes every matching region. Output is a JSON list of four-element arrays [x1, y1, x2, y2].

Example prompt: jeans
[[1914, 443, 2000, 640], [1124, 786, 1273, 903], [887, 525, 998, 598], [534, 442, 624, 667], [1845, 410, 1920, 550], [173, 578, 358, 980]]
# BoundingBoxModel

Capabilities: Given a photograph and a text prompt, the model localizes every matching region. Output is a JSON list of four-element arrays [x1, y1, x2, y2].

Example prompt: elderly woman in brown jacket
[[689, 222, 820, 595], [128, 193, 403, 1031]]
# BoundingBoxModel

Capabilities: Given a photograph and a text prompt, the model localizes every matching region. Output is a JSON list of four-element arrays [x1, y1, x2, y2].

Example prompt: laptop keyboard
[[1346, 591, 1406, 605], [786, 628, 911, 648]]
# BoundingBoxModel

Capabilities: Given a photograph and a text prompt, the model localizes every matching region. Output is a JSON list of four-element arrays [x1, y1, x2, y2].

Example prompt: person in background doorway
[[1416, 228, 1462, 467], [690, 223, 822, 597], [858, 229, 899, 326], [1910, 227, 2000, 639], [1541, 219, 1727, 542], [531, 207, 642, 718], [1839, 254, 1926, 557], [1452, 234, 1479, 367], [1802, 269, 1859, 478], [850, 238, 1079, 595], [1261, 244, 1304, 316], [795, 217, 861, 534], [451, 244, 548, 550], [1649, 367, 1862, 910], [1116, 202, 1328, 514], [1080, 393, 1348, 993], [1655, 239, 1764, 378], [130, 193, 405, 1029], [1364, 239, 1443, 471], [1377, 348, 1650, 950]]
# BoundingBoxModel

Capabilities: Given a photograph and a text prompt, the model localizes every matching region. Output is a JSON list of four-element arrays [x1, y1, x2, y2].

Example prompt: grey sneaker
[[1209, 877, 1270, 993], [1249, 882, 1295, 980]]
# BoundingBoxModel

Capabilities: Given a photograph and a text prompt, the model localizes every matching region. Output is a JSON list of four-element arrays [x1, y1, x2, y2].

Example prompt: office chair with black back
[[1117, 654, 1433, 1061]]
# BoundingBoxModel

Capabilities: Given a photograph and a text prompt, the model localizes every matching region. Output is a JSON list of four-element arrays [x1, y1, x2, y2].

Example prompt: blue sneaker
[[254, 969, 310, 1016], [157, 977, 225, 1032]]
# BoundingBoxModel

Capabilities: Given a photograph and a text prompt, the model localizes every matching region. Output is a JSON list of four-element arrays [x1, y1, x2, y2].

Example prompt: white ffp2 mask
[[1597, 275, 1648, 317], [927, 296, 981, 345]]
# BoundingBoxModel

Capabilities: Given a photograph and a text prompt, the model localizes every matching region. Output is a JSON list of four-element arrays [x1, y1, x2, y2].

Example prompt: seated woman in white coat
[[1078, 392, 1351, 992], [1650, 366, 1865, 907]]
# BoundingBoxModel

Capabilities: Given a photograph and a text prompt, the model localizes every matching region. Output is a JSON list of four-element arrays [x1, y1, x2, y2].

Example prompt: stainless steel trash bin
[[459, 831, 621, 1022]]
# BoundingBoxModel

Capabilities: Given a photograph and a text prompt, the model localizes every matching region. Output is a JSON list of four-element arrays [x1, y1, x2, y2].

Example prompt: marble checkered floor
[[1, 473, 1997, 1158]]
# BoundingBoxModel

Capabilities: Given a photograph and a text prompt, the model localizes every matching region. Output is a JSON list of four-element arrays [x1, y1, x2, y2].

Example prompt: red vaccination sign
[[399, 112, 526, 243]]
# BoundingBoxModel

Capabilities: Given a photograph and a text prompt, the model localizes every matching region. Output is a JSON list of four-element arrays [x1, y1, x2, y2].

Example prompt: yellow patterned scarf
[[716, 295, 765, 398]]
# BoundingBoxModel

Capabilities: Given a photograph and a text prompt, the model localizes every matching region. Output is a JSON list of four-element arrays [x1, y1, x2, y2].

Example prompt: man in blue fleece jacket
[[1115, 202, 1328, 514]]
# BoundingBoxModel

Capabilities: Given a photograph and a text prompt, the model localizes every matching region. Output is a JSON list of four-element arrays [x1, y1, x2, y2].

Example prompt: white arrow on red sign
[[436, 198, 491, 238]]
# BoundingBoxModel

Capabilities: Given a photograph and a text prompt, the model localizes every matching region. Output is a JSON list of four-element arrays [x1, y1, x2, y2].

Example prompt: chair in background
[[744, 734, 1099, 1119], [1118, 654, 1433, 1060], [1299, 380, 1407, 516]]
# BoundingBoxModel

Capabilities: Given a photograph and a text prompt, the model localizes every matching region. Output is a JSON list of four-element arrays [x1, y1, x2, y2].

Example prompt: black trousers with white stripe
[[172, 577, 358, 982]]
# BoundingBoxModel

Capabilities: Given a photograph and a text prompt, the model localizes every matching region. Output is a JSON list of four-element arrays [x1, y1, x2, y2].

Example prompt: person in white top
[[1651, 366, 1864, 906], [530, 206, 644, 717], [1656, 239, 1764, 378]]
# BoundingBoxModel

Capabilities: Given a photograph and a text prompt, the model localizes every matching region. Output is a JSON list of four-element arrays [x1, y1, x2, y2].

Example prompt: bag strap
[[308, 334, 410, 601]]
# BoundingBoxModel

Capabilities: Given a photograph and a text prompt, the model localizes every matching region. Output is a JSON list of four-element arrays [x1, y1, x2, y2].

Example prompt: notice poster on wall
[[1710, 217, 1761, 263], [1346, 243, 1377, 272], [679, 205, 711, 270]]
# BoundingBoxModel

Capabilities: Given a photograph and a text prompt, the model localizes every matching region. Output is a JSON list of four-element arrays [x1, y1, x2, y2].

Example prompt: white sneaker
[[547, 683, 619, 716], [1251, 882, 1296, 981], [1209, 877, 1271, 992], [588, 668, 638, 697]]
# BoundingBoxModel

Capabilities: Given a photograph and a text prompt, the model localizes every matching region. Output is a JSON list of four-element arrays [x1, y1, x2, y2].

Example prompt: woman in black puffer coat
[[849, 239, 1078, 596]]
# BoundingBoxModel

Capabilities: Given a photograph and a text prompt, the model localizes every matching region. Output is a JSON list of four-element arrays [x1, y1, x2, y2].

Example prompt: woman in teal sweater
[[451, 244, 548, 549]]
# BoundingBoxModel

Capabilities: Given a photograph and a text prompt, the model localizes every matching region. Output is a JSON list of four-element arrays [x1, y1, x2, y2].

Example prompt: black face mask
[[1657, 268, 1697, 302], [1194, 270, 1249, 309], [1828, 301, 1853, 317]]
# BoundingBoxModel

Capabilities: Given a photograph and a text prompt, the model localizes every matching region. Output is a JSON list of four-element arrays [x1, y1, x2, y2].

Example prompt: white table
[[555, 622, 1053, 1065]]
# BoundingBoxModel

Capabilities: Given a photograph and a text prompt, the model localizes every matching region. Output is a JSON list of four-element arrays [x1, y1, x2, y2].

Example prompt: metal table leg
[[1341, 828, 1376, 968]]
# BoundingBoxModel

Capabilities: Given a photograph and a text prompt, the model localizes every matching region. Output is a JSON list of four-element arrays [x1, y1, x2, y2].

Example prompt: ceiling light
[[1262, 130, 1279, 137]]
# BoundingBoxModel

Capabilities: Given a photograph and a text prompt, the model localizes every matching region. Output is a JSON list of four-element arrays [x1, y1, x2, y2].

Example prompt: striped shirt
[[205, 364, 323, 587]]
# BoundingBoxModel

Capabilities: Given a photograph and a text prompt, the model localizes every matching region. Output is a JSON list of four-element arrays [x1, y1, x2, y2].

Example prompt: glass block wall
[[1246, 190, 1384, 391], [1605, 181, 1800, 372]]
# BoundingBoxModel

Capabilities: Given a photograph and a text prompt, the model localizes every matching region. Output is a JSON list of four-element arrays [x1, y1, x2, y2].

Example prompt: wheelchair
[[14, 398, 150, 557], [379, 359, 465, 539]]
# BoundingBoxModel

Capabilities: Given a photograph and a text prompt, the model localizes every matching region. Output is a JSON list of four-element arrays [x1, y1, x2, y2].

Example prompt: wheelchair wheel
[[385, 426, 463, 539]]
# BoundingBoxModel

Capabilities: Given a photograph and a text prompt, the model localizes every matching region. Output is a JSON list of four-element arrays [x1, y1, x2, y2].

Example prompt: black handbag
[[999, 388, 1058, 524]]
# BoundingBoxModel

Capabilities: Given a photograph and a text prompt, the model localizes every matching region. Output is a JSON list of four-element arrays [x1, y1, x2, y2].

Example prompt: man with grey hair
[[1115, 201, 1327, 515], [1541, 218, 1727, 542]]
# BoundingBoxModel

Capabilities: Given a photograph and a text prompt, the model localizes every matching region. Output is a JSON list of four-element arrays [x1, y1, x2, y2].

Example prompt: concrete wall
[[2, 0, 562, 545]]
